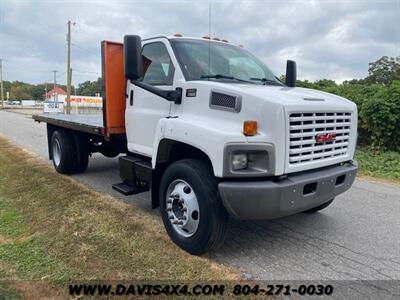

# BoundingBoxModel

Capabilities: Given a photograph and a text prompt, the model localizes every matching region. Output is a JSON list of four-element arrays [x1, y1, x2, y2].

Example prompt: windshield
[[171, 39, 283, 85]]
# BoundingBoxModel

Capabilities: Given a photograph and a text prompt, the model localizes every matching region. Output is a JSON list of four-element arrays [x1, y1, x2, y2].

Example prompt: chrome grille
[[289, 112, 352, 164]]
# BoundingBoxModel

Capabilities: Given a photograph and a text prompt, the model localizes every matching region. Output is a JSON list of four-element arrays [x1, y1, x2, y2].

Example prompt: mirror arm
[[132, 80, 182, 104]]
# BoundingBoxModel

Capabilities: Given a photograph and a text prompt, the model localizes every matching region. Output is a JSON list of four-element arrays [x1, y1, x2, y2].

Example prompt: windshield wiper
[[249, 77, 283, 86], [200, 74, 255, 84]]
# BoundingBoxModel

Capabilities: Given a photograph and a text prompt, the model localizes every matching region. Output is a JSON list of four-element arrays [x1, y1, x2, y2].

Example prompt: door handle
[[129, 90, 134, 106]]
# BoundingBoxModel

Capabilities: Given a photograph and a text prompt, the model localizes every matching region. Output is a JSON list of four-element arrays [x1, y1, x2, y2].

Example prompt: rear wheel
[[51, 130, 75, 174], [73, 134, 89, 173], [51, 130, 89, 174], [304, 199, 334, 213], [159, 159, 228, 255]]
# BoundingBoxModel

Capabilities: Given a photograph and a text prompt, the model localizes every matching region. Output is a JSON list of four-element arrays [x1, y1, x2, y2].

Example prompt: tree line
[[2, 77, 103, 101], [293, 56, 399, 151], [3, 56, 399, 150]]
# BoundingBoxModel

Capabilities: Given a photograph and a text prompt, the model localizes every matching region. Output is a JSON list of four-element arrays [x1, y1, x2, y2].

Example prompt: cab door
[[125, 41, 175, 156]]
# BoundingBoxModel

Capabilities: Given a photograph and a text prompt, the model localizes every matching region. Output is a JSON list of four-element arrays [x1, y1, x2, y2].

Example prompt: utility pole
[[0, 58, 4, 108], [66, 20, 72, 114], [52, 70, 57, 103], [44, 82, 47, 101]]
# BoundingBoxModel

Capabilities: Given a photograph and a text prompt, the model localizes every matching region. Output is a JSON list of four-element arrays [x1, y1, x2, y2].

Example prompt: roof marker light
[[174, 33, 183, 37]]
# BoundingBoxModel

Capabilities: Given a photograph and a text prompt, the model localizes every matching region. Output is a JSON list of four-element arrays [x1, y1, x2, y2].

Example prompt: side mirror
[[286, 60, 297, 87], [124, 35, 143, 81]]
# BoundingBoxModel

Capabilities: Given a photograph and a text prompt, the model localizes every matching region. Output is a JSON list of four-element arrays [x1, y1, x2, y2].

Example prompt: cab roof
[[143, 35, 239, 47]]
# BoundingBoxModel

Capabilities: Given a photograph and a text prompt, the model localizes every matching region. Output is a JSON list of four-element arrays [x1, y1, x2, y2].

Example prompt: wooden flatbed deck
[[33, 113, 105, 135]]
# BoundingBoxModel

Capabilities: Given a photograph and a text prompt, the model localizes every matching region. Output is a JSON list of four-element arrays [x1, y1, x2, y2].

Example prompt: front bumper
[[218, 161, 358, 220]]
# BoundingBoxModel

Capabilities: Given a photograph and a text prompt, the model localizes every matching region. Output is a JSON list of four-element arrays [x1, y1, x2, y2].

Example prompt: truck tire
[[159, 159, 228, 255], [51, 130, 76, 174], [304, 199, 334, 213]]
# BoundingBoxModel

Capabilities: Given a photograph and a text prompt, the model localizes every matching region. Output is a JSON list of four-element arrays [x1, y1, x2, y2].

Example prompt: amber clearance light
[[243, 120, 258, 136]]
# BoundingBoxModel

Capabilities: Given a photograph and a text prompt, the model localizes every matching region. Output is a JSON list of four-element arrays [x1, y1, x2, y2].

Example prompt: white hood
[[207, 82, 356, 109], [186, 80, 358, 175]]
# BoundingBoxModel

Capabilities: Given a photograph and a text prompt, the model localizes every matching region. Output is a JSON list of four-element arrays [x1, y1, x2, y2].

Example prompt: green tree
[[76, 77, 103, 96], [365, 56, 400, 85], [8, 81, 33, 100], [31, 84, 48, 100], [360, 80, 400, 150]]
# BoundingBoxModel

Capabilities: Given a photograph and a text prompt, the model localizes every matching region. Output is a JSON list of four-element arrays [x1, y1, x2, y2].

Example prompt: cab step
[[112, 155, 152, 196], [112, 181, 148, 195]]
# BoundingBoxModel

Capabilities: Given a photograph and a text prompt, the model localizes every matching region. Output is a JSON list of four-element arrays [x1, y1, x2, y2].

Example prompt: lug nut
[[169, 215, 174, 220], [166, 207, 172, 212]]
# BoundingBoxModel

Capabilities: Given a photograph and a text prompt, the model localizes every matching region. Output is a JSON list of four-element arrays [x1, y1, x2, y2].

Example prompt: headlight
[[223, 143, 275, 177], [232, 154, 248, 170]]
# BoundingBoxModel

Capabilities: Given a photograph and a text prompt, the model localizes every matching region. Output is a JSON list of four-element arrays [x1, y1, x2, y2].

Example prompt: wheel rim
[[165, 179, 200, 238], [52, 138, 61, 167]]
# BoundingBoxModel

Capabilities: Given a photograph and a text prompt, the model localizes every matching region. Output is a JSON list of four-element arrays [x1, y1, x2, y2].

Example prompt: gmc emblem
[[315, 132, 336, 143]]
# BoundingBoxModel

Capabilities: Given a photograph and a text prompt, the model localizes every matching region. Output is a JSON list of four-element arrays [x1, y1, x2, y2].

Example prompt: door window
[[142, 42, 175, 86]]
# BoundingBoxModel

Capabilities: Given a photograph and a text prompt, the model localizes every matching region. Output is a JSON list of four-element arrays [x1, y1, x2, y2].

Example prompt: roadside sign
[[44, 101, 64, 113]]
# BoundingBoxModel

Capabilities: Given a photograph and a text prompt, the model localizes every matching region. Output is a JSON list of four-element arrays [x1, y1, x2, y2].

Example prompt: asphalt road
[[1, 110, 399, 281]]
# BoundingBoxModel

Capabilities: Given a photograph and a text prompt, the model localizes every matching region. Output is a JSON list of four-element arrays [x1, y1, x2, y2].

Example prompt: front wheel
[[159, 159, 228, 255]]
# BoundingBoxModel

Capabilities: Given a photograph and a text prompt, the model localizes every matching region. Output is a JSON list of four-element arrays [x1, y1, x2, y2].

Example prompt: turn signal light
[[243, 121, 258, 136]]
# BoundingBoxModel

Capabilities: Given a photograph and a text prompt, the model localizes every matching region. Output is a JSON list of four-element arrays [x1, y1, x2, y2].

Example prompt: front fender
[[152, 117, 247, 177]]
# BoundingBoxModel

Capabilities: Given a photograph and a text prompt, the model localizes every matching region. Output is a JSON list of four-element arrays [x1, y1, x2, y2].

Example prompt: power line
[[71, 43, 99, 55], [2, 66, 55, 73], [74, 69, 101, 75], [42, 71, 67, 84]]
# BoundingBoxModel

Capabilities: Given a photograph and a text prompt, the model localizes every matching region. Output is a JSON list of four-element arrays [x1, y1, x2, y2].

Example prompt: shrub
[[297, 80, 400, 151], [360, 81, 400, 151]]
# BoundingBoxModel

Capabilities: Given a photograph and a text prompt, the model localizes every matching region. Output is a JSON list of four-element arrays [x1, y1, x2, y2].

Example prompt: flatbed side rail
[[32, 114, 105, 136]]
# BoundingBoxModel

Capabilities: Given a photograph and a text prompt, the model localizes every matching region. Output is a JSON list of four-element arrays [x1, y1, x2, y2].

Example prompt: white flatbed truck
[[33, 35, 358, 254]]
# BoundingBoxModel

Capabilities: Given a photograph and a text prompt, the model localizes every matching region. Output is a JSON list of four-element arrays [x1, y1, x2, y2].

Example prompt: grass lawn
[[355, 147, 400, 183], [0, 136, 238, 298]]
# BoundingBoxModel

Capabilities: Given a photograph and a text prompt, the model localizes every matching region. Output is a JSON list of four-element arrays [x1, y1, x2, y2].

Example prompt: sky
[[0, 0, 399, 86]]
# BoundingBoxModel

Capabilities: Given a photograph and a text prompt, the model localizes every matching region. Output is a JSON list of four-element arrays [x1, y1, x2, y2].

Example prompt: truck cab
[[34, 35, 358, 255]]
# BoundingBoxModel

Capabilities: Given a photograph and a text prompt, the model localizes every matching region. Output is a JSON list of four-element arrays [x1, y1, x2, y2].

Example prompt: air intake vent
[[210, 91, 241, 112]]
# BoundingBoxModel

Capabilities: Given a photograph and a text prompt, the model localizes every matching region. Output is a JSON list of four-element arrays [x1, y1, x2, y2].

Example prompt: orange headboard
[[101, 40, 126, 136]]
